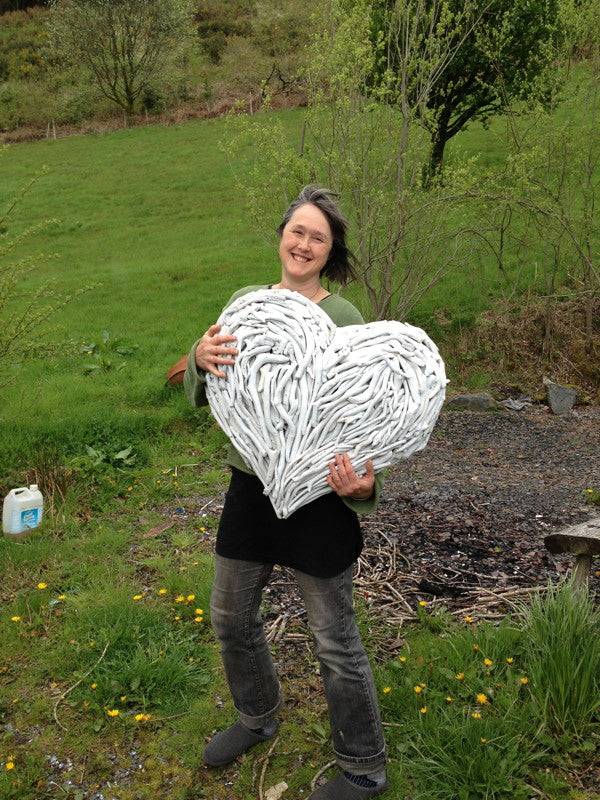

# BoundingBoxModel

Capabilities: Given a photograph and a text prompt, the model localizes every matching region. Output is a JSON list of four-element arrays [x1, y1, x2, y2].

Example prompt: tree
[[221, 0, 480, 322], [47, 0, 194, 117], [373, 0, 563, 182]]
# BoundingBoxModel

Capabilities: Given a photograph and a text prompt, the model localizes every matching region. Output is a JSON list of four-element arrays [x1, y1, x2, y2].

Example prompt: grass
[[1, 95, 599, 798]]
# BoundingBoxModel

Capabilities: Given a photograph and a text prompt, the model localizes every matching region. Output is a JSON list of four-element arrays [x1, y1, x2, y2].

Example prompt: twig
[[311, 760, 337, 792], [258, 735, 280, 800], [53, 641, 110, 731]]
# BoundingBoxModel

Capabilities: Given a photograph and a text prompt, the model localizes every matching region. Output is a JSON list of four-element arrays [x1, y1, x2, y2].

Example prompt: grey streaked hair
[[276, 185, 358, 287]]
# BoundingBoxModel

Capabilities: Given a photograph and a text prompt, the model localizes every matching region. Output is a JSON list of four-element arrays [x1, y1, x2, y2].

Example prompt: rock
[[501, 397, 532, 411], [543, 377, 577, 414], [265, 782, 289, 800], [446, 393, 499, 411]]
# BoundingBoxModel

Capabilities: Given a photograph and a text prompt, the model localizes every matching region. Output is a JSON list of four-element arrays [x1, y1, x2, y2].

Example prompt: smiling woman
[[184, 185, 389, 798]]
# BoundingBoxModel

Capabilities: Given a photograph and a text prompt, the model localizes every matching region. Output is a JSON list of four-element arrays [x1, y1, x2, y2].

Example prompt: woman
[[184, 186, 388, 799]]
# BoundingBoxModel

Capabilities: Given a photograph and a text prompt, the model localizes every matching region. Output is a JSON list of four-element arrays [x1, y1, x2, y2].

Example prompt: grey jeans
[[209, 554, 387, 773]]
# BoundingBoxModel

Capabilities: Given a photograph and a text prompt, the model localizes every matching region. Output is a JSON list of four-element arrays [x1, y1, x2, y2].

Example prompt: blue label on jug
[[21, 508, 39, 528]]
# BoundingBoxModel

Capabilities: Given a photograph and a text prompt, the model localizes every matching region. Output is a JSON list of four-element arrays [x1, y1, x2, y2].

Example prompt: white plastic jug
[[2, 485, 44, 538]]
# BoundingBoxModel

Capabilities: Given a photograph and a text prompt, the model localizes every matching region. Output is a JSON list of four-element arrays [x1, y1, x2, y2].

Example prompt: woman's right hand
[[195, 323, 238, 379]]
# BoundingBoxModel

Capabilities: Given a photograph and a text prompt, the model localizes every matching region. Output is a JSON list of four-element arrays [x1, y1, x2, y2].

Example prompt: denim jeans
[[209, 553, 387, 774]]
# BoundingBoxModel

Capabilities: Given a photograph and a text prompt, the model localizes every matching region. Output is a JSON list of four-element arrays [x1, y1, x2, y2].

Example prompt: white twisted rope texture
[[206, 289, 448, 519]]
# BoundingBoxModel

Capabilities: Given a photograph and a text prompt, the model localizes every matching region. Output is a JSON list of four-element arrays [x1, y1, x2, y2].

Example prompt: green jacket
[[183, 284, 387, 516]]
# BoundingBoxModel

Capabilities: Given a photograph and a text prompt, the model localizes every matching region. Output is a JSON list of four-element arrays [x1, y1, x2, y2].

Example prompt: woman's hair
[[276, 185, 358, 287]]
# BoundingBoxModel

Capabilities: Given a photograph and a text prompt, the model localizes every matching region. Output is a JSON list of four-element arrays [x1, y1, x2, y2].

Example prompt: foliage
[[46, 0, 196, 116], [221, 0, 480, 321], [515, 577, 600, 741], [80, 329, 139, 375], [194, 0, 253, 64], [372, 0, 565, 181], [0, 5, 49, 81]]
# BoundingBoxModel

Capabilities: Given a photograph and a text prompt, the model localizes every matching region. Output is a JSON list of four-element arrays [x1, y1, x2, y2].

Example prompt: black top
[[215, 282, 363, 578], [216, 467, 363, 578]]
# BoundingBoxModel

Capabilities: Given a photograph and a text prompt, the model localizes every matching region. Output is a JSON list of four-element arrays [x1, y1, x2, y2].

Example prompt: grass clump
[[376, 577, 600, 799]]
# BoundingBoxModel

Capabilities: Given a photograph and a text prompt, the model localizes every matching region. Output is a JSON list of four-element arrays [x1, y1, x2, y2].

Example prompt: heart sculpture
[[206, 289, 447, 518]]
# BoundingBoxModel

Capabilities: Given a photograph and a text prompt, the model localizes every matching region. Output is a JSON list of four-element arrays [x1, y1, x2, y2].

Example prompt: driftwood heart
[[206, 289, 447, 518]]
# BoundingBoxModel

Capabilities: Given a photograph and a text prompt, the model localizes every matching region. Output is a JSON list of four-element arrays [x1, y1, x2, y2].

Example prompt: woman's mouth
[[291, 252, 311, 263]]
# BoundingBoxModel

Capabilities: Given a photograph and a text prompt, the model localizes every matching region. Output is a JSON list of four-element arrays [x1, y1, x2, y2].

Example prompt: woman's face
[[278, 203, 333, 283]]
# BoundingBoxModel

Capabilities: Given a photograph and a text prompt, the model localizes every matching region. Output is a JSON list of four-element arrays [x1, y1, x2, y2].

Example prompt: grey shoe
[[203, 719, 279, 767], [309, 773, 388, 799]]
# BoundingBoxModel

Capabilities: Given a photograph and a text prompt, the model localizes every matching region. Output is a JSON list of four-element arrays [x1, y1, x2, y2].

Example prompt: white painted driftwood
[[206, 289, 447, 518]]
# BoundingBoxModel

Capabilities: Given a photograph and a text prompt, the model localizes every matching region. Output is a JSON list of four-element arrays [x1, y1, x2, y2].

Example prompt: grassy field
[[1, 107, 599, 799]]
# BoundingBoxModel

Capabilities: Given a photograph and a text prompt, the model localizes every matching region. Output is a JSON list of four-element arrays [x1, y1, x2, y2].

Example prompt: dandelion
[[127, 486, 133, 492], [158, 589, 168, 596], [90, 683, 97, 690], [419, 706, 427, 714], [174, 595, 185, 603], [413, 685, 423, 694], [193, 617, 203, 624], [472, 644, 480, 652], [174, 615, 181, 621], [505, 657, 514, 664], [5, 761, 15, 771], [471, 711, 482, 719], [483, 658, 493, 667], [186, 594, 195, 602], [10, 616, 21, 623], [455, 672, 465, 681], [199, 527, 207, 533], [195, 608, 204, 615], [106, 709, 120, 718], [36, 582, 47, 590], [464, 615, 474, 623], [419, 683, 426, 688], [132, 594, 143, 602], [418, 600, 428, 607], [445, 696, 454, 703], [120, 695, 127, 702], [57, 595, 66, 601], [135, 713, 151, 722], [519, 676, 529, 685], [476, 693, 489, 705], [383, 687, 392, 694], [398, 656, 406, 663], [480, 737, 488, 744]]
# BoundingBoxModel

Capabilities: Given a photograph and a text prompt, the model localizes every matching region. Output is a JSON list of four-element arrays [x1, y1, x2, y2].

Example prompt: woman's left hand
[[326, 453, 375, 500]]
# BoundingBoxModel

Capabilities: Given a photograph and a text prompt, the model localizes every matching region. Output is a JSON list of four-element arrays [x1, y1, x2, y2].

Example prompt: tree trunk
[[422, 110, 450, 189]]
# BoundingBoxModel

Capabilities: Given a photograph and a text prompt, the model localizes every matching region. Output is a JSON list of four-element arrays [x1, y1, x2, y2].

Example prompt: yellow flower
[[36, 582, 47, 590], [476, 693, 489, 704], [193, 617, 203, 624], [383, 686, 392, 694], [445, 696, 454, 703], [10, 615, 21, 623], [480, 737, 488, 744], [132, 594, 143, 601], [472, 644, 480, 652], [419, 706, 427, 714], [174, 615, 181, 621], [506, 657, 514, 664], [106, 709, 120, 718], [419, 683, 426, 688], [158, 589, 168, 596], [90, 683, 97, 690], [471, 711, 482, 719], [398, 656, 406, 663], [57, 595, 66, 601], [135, 712, 151, 722], [464, 615, 474, 623], [199, 527, 207, 533], [120, 695, 127, 702], [195, 608, 204, 615], [174, 595, 185, 603], [455, 672, 465, 681], [418, 600, 428, 607], [5, 761, 15, 771], [186, 594, 195, 602], [483, 658, 493, 667], [127, 486, 133, 492], [413, 685, 423, 694], [519, 676, 529, 685]]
